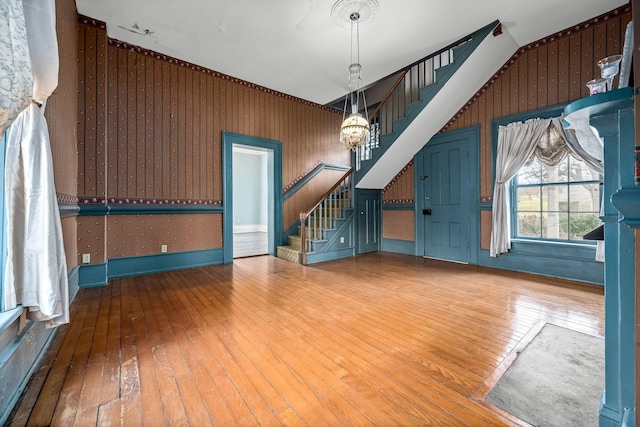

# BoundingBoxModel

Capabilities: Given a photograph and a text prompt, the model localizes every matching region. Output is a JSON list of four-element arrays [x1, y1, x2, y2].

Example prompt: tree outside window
[[514, 155, 600, 242]]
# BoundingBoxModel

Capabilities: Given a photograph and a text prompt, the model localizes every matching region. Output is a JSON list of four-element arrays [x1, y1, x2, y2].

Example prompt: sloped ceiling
[[75, 0, 626, 106]]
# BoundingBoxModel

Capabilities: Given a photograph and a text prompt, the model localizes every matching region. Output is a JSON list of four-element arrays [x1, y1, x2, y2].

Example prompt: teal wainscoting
[[382, 238, 415, 255], [479, 242, 603, 285], [0, 266, 80, 426], [77, 249, 224, 288], [0, 317, 55, 425], [76, 202, 224, 288], [78, 262, 108, 288], [108, 249, 224, 279]]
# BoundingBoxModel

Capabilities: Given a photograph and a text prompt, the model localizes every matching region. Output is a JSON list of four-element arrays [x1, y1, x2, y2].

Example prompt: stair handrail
[[299, 167, 354, 264], [356, 32, 476, 171], [368, 69, 409, 123], [368, 31, 475, 118]]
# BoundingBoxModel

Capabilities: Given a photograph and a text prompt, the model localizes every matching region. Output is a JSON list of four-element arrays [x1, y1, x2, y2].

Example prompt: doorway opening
[[232, 145, 271, 258], [222, 132, 283, 264]]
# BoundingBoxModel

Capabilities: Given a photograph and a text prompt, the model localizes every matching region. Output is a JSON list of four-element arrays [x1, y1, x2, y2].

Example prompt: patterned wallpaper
[[77, 216, 106, 265], [61, 217, 78, 273], [106, 214, 222, 258], [76, 17, 350, 262], [78, 19, 348, 203], [77, 214, 222, 263], [383, 161, 414, 204], [45, 0, 78, 198], [383, 211, 415, 241]]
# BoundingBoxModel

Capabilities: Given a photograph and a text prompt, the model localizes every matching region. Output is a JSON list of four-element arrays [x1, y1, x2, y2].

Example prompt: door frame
[[414, 125, 480, 264], [355, 188, 382, 254], [222, 132, 282, 264]]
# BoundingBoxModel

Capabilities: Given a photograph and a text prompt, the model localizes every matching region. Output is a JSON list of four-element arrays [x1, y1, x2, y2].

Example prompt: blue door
[[421, 135, 472, 263], [356, 189, 381, 254]]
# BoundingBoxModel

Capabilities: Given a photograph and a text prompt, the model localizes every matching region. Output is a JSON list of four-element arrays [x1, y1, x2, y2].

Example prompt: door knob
[[423, 209, 432, 215]]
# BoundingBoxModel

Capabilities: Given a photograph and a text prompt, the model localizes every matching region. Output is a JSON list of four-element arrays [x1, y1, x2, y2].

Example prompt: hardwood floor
[[8, 253, 604, 426]]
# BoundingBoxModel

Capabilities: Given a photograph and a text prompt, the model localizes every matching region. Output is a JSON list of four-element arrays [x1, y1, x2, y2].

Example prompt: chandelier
[[333, 2, 377, 151]]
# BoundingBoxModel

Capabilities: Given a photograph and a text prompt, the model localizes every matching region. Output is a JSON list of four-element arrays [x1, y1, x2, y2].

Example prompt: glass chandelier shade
[[340, 12, 370, 151], [341, 112, 369, 151]]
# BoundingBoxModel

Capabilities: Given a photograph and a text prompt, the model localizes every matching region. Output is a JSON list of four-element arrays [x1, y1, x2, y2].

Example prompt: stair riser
[[288, 236, 302, 251], [276, 247, 300, 264]]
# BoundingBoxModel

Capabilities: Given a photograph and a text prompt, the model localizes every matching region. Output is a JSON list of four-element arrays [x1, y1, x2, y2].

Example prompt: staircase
[[277, 170, 354, 265], [276, 21, 519, 265], [355, 20, 518, 188]]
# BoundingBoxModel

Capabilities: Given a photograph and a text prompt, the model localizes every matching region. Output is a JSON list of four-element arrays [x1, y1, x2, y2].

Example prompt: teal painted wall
[[232, 150, 267, 229]]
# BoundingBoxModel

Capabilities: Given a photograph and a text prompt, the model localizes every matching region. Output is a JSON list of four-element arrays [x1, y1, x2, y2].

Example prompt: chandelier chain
[[337, 4, 373, 151]]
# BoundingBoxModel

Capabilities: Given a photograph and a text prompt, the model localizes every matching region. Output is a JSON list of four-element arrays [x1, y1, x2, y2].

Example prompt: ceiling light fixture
[[332, 0, 379, 151]]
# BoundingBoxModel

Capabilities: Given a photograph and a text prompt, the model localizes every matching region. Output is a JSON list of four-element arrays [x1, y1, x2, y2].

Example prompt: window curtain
[[490, 118, 551, 257], [0, 0, 33, 135], [2, 0, 68, 328], [551, 117, 602, 175], [552, 117, 605, 262]]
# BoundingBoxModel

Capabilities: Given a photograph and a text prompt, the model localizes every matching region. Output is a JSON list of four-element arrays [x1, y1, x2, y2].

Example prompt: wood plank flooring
[[8, 253, 604, 426]]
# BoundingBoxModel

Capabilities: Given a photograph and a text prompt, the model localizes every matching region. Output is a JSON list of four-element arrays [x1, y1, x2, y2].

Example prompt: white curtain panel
[[0, 0, 33, 135], [22, 0, 58, 104], [552, 117, 605, 262], [490, 118, 551, 257], [4, 104, 68, 327], [2, 0, 67, 327], [552, 117, 602, 174], [562, 110, 604, 164]]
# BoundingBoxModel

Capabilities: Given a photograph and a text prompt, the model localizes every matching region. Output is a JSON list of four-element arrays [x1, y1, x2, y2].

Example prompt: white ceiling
[[75, 0, 626, 106]]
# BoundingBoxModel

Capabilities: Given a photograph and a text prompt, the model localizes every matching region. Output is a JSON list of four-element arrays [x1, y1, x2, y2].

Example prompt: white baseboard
[[233, 224, 267, 233]]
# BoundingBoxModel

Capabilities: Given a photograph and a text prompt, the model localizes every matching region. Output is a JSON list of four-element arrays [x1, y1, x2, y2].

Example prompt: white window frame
[[510, 154, 601, 245]]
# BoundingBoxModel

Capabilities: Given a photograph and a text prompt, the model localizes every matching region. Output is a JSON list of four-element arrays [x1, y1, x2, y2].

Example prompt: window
[[512, 146, 600, 243]]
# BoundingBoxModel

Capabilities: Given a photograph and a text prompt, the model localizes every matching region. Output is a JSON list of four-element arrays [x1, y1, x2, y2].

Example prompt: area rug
[[485, 323, 604, 427]]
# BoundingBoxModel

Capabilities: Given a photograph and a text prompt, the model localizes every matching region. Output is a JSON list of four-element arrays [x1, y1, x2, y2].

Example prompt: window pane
[[542, 212, 568, 239], [569, 183, 599, 212], [517, 158, 541, 184], [569, 213, 601, 240], [541, 185, 568, 211], [517, 187, 540, 211], [517, 212, 541, 237], [542, 160, 568, 183], [510, 126, 601, 244], [568, 156, 601, 182]]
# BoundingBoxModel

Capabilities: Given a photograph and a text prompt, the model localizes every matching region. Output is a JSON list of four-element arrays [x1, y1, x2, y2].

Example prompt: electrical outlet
[[340, 236, 345, 243], [81, 253, 90, 264], [161, 244, 168, 253]]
